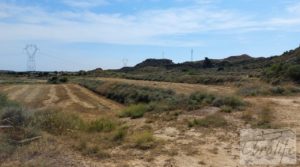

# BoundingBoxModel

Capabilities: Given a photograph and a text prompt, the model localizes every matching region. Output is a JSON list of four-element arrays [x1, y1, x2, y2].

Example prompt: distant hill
[[271, 46, 300, 64], [135, 59, 174, 68], [224, 54, 253, 63]]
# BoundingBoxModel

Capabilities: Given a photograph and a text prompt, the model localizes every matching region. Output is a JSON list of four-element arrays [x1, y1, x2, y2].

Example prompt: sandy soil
[[246, 96, 300, 158]]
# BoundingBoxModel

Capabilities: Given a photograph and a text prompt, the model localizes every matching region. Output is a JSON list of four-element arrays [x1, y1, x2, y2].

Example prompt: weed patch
[[119, 104, 148, 119], [188, 113, 228, 128], [131, 131, 156, 150]]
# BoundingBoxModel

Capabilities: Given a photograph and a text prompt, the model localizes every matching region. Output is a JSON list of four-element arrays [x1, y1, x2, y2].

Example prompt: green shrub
[[131, 131, 156, 150], [0, 94, 19, 110], [76, 79, 175, 104], [270, 86, 285, 95], [47, 76, 69, 84], [32, 110, 84, 135], [1, 107, 28, 127], [220, 106, 233, 113], [74, 142, 110, 159], [188, 114, 228, 128], [87, 118, 116, 132], [212, 96, 245, 110], [287, 65, 300, 82], [112, 127, 127, 142], [119, 104, 148, 119], [237, 86, 267, 96]]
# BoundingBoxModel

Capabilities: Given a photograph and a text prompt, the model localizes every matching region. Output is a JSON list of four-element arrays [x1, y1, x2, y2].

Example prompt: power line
[[122, 58, 128, 67], [24, 44, 38, 72], [191, 48, 194, 62]]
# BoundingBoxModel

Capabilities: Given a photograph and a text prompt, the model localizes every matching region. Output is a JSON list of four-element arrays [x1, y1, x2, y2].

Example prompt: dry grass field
[[0, 84, 122, 119], [0, 79, 299, 167]]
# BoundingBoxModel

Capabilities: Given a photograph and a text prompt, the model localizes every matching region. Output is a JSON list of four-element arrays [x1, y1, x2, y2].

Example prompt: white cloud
[[287, 2, 300, 14], [0, 1, 300, 46], [62, 0, 109, 8]]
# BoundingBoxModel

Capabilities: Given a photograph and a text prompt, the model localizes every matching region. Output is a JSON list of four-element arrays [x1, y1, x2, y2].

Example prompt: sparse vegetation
[[254, 107, 274, 129], [131, 130, 156, 150], [76, 79, 175, 104], [32, 110, 84, 135], [74, 141, 110, 159], [188, 113, 228, 128], [47, 76, 69, 84], [237, 84, 300, 96], [87, 118, 117, 132], [119, 104, 148, 119]]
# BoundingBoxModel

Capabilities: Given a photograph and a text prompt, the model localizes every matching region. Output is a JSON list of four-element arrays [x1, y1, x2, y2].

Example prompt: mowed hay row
[[68, 84, 123, 111], [0, 84, 52, 109], [62, 84, 123, 116], [0, 84, 124, 117]]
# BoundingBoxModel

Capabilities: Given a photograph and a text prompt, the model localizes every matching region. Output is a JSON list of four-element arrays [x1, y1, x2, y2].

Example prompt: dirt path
[[246, 96, 300, 158], [97, 77, 235, 95]]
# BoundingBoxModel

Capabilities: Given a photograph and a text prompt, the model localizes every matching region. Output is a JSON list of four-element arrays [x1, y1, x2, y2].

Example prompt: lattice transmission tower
[[24, 44, 38, 72], [191, 48, 194, 62], [122, 58, 128, 67]]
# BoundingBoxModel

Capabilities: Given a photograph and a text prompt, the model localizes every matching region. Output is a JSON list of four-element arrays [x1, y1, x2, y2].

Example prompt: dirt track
[[0, 84, 123, 118], [97, 77, 235, 95]]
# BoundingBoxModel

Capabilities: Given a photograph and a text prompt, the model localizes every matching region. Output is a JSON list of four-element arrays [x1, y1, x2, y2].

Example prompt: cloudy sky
[[1, 0, 300, 71]]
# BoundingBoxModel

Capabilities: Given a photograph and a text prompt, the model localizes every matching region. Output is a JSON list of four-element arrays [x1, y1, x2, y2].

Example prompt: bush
[[220, 106, 233, 113], [287, 65, 300, 82], [212, 96, 245, 109], [76, 79, 175, 104], [237, 86, 267, 96], [47, 76, 69, 84], [87, 118, 116, 132], [119, 104, 148, 119], [74, 141, 110, 159], [0, 94, 19, 110], [112, 127, 127, 142], [1, 107, 28, 127], [32, 110, 84, 135], [270, 86, 285, 95], [131, 131, 156, 150], [188, 113, 228, 128]]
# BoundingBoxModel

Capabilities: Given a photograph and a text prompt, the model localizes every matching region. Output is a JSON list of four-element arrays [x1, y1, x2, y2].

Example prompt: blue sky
[[0, 0, 300, 71]]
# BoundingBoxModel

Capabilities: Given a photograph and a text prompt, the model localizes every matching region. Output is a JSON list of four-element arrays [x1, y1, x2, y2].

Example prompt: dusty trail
[[97, 77, 235, 95], [247, 95, 300, 157]]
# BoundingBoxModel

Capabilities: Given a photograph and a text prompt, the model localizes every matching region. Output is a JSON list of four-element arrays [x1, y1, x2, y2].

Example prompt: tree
[[287, 65, 300, 82], [203, 57, 213, 68]]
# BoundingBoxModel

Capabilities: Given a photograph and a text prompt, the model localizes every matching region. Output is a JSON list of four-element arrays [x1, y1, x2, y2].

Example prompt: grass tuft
[[119, 104, 148, 119], [87, 118, 117, 133], [188, 113, 228, 128], [131, 131, 156, 150]]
